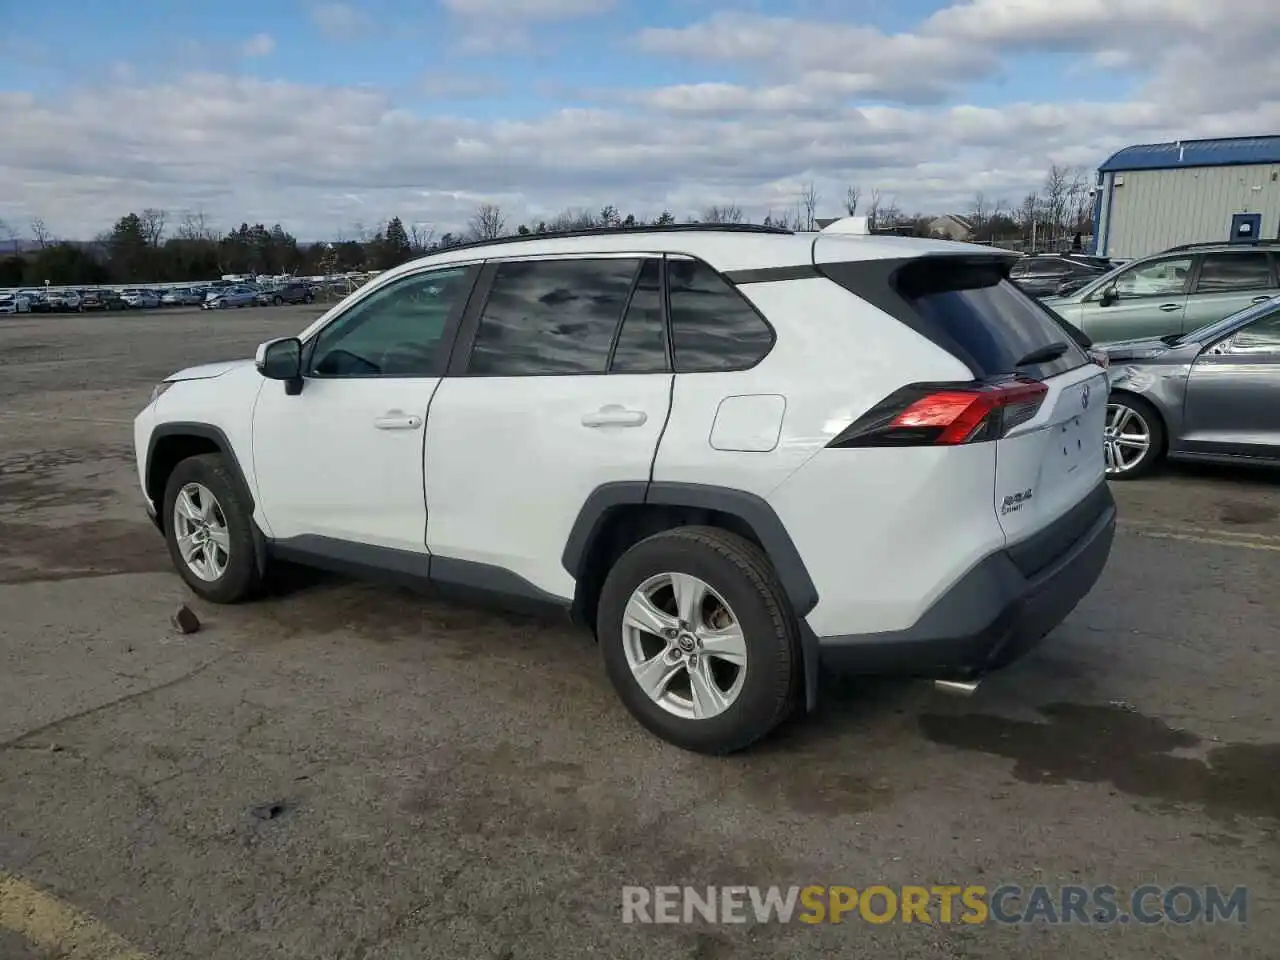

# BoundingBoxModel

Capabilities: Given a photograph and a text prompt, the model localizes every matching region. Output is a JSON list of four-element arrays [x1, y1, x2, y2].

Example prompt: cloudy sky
[[2, 0, 1278, 241]]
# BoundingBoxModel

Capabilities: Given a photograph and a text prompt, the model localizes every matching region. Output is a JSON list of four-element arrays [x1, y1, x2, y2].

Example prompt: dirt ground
[[0, 307, 1276, 959]]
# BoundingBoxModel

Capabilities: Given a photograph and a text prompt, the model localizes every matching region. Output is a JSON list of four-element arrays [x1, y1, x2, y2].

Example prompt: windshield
[[1176, 296, 1280, 345]]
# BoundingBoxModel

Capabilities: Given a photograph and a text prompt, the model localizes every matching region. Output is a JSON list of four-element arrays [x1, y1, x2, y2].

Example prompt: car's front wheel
[[162, 453, 264, 603], [597, 526, 799, 754], [1105, 394, 1164, 480]]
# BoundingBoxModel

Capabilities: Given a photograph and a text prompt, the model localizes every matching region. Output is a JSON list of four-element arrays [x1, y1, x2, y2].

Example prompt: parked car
[[202, 285, 259, 309], [20, 291, 54, 313], [134, 221, 1114, 755], [1044, 241, 1280, 344], [46, 290, 82, 311], [1010, 254, 1110, 299], [255, 281, 315, 306], [121, 288, 162, 309], [0, 293, 31, 315], [161, 287, 204, 307], [1102, 294, 1280, 478]]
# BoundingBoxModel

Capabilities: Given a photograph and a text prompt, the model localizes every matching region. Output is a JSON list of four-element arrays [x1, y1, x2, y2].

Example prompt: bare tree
[[1065, 166, 1092, 237], [800, 182, 819, 231], [176, 209, 217, 242], [408, 221, 435, 252], [468, 202, 506, 241], [865, 189, 882, 227], [140, 207, 167, 247], [547, 207, 597, 232], [701, 203, 744, 224], [880, 195, 902, 227], [1018, 192, 1040, 247], [844, 184, 861, 217], [598, 205, 622, 228], [968, 192, 990, 236], [1042, 164, 1071, 246], [29, 217, 52, 249]]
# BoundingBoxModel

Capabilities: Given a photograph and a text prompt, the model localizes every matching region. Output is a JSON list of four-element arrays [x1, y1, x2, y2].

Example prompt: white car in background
[[121, 289, 162, 309], [0, 293, 32, 315]]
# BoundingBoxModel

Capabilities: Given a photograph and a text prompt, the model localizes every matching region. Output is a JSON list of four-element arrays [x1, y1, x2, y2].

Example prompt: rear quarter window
[[817, 256, 1091, 381], [894, 259, 1090, 380]]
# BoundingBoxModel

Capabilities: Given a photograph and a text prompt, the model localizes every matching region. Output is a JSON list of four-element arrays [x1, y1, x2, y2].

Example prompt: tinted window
[[1009, 261, 1031, 278], [309, 266, 470, 377], [467, 259, 639, 376], [667, 259, 773, 372], [1027, 259, 1069, 277], [1195, 253, 1275, 293], [1111, 257, 1192, 298], [609, 259, 668, 374], [895, 259, 1089, 379]]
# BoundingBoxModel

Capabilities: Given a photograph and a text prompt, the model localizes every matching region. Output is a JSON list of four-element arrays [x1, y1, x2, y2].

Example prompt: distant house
[[928, 214, 974, 241]]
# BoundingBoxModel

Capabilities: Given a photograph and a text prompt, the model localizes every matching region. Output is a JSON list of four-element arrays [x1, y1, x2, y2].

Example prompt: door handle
[[1159, 303, 1181, 312], [581, 405, 647, 428], [373, 410, 423, 430], [1252, 296, 1272, 304]]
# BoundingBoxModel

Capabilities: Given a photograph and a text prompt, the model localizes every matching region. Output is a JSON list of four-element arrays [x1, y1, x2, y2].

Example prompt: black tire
[[1105, 392, 1165, 481], [272, 295, 283, 306], [161, 453, 264, 604], [597, 526, 799, 755]]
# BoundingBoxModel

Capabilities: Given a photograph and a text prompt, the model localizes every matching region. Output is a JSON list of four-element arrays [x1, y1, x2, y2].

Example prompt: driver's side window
[[1108, 257, 1193, 300], [308, 266, 471, 378]]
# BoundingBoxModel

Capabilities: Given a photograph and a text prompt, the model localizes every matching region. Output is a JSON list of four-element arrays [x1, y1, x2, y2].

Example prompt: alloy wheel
[[172, 482, 231, 581], [621, 572, 748, 720], [1104, 402, 1151, 475]]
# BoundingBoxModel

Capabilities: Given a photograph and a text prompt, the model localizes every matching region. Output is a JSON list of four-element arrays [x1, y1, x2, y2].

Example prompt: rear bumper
[[813, 482, 1115, 679]]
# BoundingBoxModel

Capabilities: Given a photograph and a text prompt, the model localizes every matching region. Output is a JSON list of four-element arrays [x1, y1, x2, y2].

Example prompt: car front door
[[423, 255, 673, 601], [1078, 255, 1193, 342], [1182, 250, 1278, 331], [250, 262, 480, 552], [1180, 305, 1280, 460]]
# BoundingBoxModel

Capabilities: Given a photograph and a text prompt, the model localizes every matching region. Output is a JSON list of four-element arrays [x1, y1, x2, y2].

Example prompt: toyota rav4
[[133, 221, 1116, 754]]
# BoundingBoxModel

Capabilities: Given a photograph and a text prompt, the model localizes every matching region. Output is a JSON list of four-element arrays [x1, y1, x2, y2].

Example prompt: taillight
[[828, 379, 1049, 448]]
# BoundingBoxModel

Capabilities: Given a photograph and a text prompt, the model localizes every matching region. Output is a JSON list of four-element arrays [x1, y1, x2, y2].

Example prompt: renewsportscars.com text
[[621, 884, 1248, 926]]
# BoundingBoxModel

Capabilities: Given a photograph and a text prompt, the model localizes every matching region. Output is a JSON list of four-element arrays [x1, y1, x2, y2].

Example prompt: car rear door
[[1183, 250, 1278, 331], [1180, 304, 1280, 459], [423, 255, 673, 602], [1080, 254, 1193, 342]]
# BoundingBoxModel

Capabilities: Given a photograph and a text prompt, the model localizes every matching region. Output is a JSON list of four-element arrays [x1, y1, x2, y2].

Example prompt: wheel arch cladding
[[146, 423, 256, 528], [562, 481, 819, 618]]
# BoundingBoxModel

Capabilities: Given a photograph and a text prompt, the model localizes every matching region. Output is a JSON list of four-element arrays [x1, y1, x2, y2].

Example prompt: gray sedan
[[1102, 294, 1280, 479]]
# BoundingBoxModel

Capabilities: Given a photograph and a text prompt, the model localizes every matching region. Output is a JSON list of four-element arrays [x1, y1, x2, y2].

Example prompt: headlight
[[150, 381, 174, 405]]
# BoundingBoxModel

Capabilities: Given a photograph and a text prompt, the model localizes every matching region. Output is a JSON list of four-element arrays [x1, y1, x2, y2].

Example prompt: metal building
[[1091, 136, 1280, 259]]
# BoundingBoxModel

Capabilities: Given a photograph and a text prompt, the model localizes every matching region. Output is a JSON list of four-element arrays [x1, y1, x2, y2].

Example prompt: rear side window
[[894, 260, 1088, 379], [609, 259, 669, 374], [467, 258, 640, 376], [667, 258, 774, 372], [864, 258, 1089, 380], [1195, 252, 1276, 293]]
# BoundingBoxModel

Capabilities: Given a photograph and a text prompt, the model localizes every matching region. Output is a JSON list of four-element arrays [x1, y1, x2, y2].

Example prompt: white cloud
[[240, 33, 276, 57], [309, 3, 373, 39], [2, 3, 1278, 239]]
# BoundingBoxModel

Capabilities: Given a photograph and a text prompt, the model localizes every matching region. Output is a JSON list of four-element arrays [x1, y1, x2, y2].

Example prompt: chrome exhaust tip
[[933, 678, 981, 697]]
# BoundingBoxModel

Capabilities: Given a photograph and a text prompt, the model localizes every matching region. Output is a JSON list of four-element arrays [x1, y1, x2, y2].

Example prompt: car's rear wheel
[[597, 526, 798, 754], [1105, 394, 1164, 480], [162, 454, 263, 604], [273, 295, 283, 306]]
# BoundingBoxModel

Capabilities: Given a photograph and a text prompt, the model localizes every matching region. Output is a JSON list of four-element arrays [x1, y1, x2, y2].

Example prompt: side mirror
[[1099, 286, 1119, 307], [255, 337, 303, 395]]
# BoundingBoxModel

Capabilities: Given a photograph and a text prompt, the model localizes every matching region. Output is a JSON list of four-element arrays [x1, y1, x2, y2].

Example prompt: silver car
[[1102, 294, 1280, 479], [202, 285, 259, 309]]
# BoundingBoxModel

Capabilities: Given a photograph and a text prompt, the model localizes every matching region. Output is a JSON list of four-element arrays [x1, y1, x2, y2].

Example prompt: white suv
[[133, 222, 1116, 754]]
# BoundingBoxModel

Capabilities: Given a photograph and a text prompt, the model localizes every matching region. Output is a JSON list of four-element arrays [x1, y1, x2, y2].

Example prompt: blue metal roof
[[1098, 136, 1280, 173]]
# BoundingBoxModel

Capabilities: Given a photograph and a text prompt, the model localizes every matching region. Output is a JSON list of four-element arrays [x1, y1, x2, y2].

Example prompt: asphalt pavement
[[0, 307, 1276, 959]]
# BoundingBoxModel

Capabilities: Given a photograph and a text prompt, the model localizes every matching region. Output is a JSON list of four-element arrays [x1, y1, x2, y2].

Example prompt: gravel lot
[[0, 307, 1276, 959]]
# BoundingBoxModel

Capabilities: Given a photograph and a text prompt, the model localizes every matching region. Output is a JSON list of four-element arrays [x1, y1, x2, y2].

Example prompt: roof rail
[[424, 222, 794, 257], [1164, 239, 1280, 252]]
